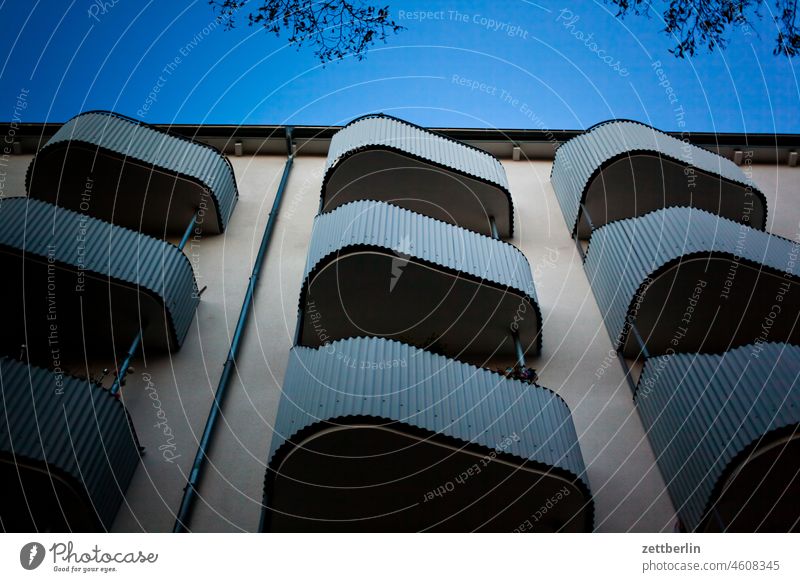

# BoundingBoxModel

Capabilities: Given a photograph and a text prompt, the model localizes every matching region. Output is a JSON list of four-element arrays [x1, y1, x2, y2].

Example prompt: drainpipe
[[493, 216, 527, 371], [108, 333, 142, 396], [109, 211, 199, 396], [178, 212, 199, 250], [617, 324, 652, 395], [173, 128, 295, 533], [575, 204, 595, 261], [512, 331, 526, 369], [489, 216, 500, 240]]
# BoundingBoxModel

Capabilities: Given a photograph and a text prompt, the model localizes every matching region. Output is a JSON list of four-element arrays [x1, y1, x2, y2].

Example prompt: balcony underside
[[0, 455, 103, 532], [299, 249, 540, 367], [584, 207, 799, 359], [0, 358, 140, 531], [0, 198, 198, 360], [636, 344, 800, 532], [0, 251, 177, 361], [576, 153, 765, 239], [620, 255, 800, 358], [26, 110, 238, 236], [551, 120, 766, 238], [323, 149, 512, 238], [701, 429, 799, 532], [261, 338, 593, 532], [266, 421, 589, 532], [27, 144, 221, 236]]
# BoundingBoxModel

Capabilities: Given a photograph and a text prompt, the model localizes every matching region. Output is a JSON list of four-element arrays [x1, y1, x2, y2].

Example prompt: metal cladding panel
[[268, 337, 590, 492], [0, 197, 199, 347], [28, 111, 238, 231], [635, 343, 800, 531], [584, 207, 800, 349], [323, 115, 513, 235], [551, 120, 765, 233], [305, 200, 538, 302], [0, 357, 140, 530], [326, 115, 510, 191]]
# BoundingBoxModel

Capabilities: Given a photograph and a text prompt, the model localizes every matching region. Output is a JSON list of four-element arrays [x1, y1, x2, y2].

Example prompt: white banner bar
[[1, 534, 796, 581]]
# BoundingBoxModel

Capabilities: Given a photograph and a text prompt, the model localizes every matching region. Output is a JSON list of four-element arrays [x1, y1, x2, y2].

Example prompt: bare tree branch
[[209, 0, 404, 63], [608, 0, 799, 57]]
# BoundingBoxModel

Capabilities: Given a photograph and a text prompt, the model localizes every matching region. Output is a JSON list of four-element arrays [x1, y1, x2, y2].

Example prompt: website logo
[[20, 542, 46, 570]]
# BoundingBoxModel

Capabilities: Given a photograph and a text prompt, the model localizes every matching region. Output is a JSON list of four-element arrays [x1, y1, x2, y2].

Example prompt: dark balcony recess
[[0, 198, 198, 365], [259, 337, 593, 532], [26, 110, 238, 237], [552, 120, 767, 239], [636, 343, 800, 532], [322, 114, 514, 238], [297, 201, 541, 367], [0, 357, 140, 532], [584, 207, 800, 358]]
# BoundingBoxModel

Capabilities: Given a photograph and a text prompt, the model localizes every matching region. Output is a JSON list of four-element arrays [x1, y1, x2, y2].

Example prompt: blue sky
[[1, 0, 797, 132]]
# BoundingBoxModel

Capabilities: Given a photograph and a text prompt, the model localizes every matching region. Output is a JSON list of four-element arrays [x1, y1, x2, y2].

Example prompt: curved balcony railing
[[0, 357, 140, 531], [297, 200, 541, 367], [584, 207, 800, 358], [260, 337, 593, 532], [26, 110, 238, 236], [0, 198, 198, 362], [551, 120, 767, 239], [636, 343, 800, 532], [322, 114, 514, 238]]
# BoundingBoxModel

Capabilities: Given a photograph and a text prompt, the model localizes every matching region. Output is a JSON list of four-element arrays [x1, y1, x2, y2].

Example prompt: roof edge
[[3, 121, 797, 161]]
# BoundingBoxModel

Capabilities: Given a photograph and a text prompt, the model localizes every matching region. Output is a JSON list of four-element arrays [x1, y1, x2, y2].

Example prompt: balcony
[[0, 198, 199, 364], [584, 207, 800, 358], [322, 114, 513, 237], [26, 110, 238, 236], [297, 200, 541, 367], [551, 120, 766, 239], [0, 357, 140, 531], [636, 343, 800, 532], [261, 337, 593, 532]]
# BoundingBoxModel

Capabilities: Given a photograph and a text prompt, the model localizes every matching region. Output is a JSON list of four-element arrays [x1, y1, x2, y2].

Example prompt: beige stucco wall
[[1, 149, 798, 532], [751, 164, 800, 240]]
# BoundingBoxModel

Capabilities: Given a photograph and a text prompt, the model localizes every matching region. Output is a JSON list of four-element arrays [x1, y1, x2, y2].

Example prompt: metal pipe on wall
[[489, 215, 500, 240], [109, 211, 199, 396], [173, 128, 295, 533], [512, 331, 526, 369]]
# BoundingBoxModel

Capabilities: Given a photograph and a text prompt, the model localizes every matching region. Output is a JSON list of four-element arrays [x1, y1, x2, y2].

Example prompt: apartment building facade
[[0, 111, 797, 532]]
